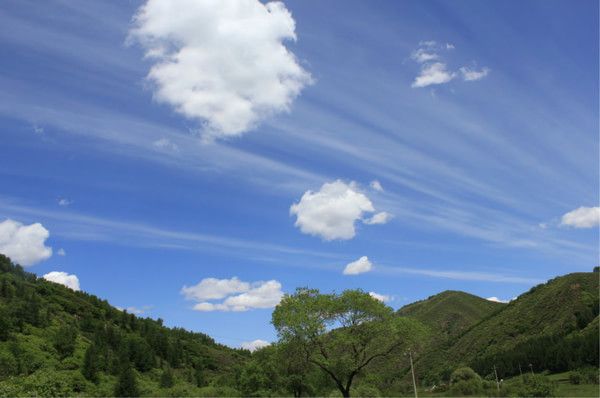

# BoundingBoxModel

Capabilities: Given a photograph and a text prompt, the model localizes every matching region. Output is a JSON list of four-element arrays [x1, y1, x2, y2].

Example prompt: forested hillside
[[0, 253, 597, 397], [406, 272, 599, 385], [0, 254, 247, 396]]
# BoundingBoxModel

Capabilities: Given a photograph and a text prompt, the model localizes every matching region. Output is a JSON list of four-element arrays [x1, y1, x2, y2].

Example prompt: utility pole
[[407, 349, 418, 398], [493, 365, 500, 395]]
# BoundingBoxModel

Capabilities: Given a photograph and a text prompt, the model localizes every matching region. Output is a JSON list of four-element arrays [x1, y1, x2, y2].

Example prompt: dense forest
[[0, 253, 598, 397]]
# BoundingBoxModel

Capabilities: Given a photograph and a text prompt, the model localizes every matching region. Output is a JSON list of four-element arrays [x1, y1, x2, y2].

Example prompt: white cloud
[[561, 206, 600, 228], [129, 0, 312, 139], [410, 42, 489, 88], [290, 180, 389, 240], [43, 271, 80, 291], [363, 211, 392, 225], [153, 137, 178, 152], [241, 339, 270, 352], [411, 48, 439, 63], [370, 180, 384, 192], [33, 125, 44, 134], [343, 256, 373, 275], [369, 292, 391, 302], [181, 277, 250, 301], [0, 219, 52, 266], [183, 277, 283, 312], [117, 305, 152, 315], [57, 248, 66, 256], [412, 62, 455, 88], [58, 198, 73, 207], [460, 66, 490, 81], [486, 296, 516, 303], [486, 296, 507, 303]]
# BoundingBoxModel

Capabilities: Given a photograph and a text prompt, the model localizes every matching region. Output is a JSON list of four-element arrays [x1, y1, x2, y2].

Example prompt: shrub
[[569, 371, 582, 385], [513, 375, 556, 397], [449, 367, 483, 396]]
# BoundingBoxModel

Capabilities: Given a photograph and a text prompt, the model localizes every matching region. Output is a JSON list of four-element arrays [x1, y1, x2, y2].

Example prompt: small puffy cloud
[[58, 198, 73, 207], [57, 248, 66, 256], [290, 180, 389, 240], [241, 339, 271, 352], [181, 277, 250, 301], [369, 292, 391, 302], [370, 180, 384, 192], [410, 42, 489, 88], [561, 206, 600, 228], [460, 66, 490, 81], [129, 0, 312, 139], [363, 211, 392, 225], [43, 271, 80, 291], [153, 138, 178, 152], [412, 62, 455, 88], [343, 256, 373, 275], [183, 278, 283, 312], [0, 219, 52, 266], [33, 125, 44, 134]]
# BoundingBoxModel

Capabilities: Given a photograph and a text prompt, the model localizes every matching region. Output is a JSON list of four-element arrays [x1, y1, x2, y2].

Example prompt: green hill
[[397, 290, 504, 339], [1, 251, 597, 397], [412, 272, 599, 382], [0, 254, 248, 397]]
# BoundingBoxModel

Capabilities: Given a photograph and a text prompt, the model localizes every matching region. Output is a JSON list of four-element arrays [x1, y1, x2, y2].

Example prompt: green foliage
[[0, 254, 246, 397], [448, 367, 483, 396], [398, 290, 503, 339], [273, 288, 427, 397], [160, 366, 175, 388], [114, 366, 140, 397], [512, 374, 557, 397], [53, 323, 78, 359], [0, 253, 597, 397], [82, 343, 99, 382]]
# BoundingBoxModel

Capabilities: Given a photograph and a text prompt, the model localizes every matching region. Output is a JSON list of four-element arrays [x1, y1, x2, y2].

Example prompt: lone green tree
[[272, 288, 425, 397]]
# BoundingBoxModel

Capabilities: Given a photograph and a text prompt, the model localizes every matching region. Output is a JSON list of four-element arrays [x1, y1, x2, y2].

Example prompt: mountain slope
[[413, 271, 599, 382], [0, 254, 248, 397], [397, 290, 504, 339]]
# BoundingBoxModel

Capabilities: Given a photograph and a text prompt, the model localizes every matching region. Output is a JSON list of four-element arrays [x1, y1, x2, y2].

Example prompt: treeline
[[472, 327, 599, 379]]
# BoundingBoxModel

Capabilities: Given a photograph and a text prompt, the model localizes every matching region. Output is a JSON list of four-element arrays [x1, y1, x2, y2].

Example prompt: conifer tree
[[114, 365, 139, 397], [82, 343, 99, 383]]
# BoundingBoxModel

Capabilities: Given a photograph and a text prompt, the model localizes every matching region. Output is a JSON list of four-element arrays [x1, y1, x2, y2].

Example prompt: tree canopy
[[272, 288, 426, 397]]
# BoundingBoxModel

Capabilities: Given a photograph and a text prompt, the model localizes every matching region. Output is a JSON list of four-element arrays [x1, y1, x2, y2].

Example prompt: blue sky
[[0, 0, 598, 348]]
